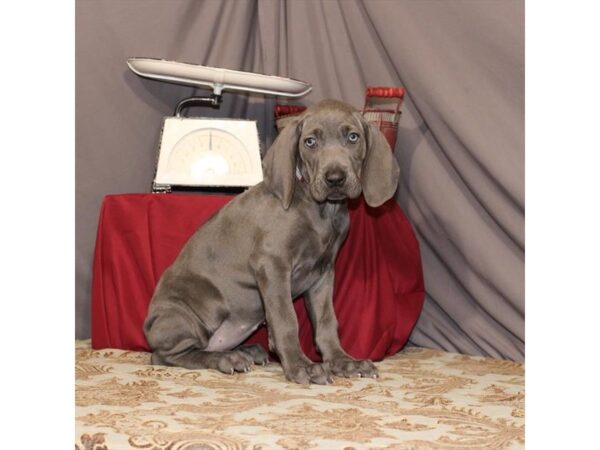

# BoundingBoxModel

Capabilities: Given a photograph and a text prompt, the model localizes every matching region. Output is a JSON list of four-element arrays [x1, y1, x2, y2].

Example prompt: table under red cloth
[[91, 193, 424, 361]]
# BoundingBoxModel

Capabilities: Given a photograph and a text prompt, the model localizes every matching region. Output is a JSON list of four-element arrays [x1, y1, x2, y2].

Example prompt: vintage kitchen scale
[[127, 58, 312, 193]]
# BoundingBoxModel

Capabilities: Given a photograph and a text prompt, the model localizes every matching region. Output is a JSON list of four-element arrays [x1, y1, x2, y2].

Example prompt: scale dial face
[[154, 118, 263, 187], [167, 128, 251, 179]]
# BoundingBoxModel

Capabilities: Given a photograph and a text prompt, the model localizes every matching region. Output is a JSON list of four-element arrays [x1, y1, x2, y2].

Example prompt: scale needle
[[209, 131, 212, 151]]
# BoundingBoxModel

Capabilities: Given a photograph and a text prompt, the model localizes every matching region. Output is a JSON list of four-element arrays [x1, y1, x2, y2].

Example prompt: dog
[[144, 99, 400, 384]]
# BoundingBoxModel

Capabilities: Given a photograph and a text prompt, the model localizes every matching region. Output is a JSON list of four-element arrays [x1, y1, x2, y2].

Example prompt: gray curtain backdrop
[[76, 0, 524, 361]]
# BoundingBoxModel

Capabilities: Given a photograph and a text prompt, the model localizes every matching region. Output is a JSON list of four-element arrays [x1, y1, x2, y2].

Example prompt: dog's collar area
[[295, 166, 305, 183]]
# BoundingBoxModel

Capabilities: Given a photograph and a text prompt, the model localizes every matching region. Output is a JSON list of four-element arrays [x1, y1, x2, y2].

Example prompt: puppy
[[144, 99, 400, 384]]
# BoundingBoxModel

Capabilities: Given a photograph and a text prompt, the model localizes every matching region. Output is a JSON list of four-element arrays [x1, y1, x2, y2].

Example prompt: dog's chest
[[290, 207, 348, 297]]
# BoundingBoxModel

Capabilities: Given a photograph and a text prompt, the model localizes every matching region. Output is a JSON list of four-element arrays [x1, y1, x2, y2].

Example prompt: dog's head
[[263, 99, 400, 209]]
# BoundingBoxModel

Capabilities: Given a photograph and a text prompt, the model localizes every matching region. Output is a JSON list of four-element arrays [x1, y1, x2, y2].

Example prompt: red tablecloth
[[91, 193, 424, 361]]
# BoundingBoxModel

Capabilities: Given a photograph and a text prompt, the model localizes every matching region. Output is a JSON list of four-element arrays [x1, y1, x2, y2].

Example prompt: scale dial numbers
[[166, 128, 252, 180]]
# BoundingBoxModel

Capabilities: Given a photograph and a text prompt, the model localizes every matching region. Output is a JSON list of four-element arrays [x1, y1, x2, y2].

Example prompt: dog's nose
[[325, 169, 346, 188]]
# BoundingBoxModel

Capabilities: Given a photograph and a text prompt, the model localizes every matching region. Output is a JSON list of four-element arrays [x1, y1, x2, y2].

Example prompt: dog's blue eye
[[304, 137, 317, 148], [348, 132, 360, 143]]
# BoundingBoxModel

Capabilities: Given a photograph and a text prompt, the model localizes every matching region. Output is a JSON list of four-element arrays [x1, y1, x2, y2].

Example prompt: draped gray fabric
[[76, 0, 524, 361]]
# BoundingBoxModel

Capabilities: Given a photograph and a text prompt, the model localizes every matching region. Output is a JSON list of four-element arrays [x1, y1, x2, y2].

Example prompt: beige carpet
[[75, 340, 524, 449]]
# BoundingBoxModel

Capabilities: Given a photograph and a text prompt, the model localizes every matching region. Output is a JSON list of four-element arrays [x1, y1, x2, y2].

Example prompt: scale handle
[[174, 95, 222, 117]]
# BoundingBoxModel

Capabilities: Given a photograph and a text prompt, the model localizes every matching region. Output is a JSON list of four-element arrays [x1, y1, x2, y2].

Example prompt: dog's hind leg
[[156, 347, 255, 374], [145, 310, 254, 373]]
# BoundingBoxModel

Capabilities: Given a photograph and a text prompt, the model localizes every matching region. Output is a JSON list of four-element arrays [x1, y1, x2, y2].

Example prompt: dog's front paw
[[328, 357, 379, 379], [285, 361, 333, 385]]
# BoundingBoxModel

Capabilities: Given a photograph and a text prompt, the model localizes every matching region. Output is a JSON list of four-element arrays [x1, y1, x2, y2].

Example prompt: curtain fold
[[76, 0, 524, 360]]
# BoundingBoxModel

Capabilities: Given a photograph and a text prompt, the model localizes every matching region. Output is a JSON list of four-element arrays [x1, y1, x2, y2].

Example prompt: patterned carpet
[[75, 340, 524, 449]]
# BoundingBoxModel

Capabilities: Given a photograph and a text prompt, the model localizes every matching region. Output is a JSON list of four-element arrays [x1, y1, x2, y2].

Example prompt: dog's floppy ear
[[262, 116, 302, 210], [359, 117, 400, 207]]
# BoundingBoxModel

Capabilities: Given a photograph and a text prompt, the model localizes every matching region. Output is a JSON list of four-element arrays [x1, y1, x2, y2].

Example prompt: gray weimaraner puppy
[[144, 99, 400, 384]]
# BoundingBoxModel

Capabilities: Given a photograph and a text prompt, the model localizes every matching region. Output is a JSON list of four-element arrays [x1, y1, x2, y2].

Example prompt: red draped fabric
[[91, 193, 424, 361]]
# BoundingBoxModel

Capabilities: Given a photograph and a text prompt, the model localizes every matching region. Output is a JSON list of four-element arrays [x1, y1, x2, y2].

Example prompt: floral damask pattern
[[75, 341, 524, 449]]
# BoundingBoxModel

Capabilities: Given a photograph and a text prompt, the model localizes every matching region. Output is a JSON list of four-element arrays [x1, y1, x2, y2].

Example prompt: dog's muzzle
[[314, 168, 360, 202], [322, 169, 347, 201], [325, 169, 346, 188]]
